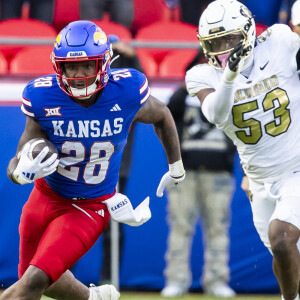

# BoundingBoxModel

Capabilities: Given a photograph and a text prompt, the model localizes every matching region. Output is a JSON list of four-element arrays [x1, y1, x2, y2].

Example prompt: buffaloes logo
[[240, 5, 252, 19]]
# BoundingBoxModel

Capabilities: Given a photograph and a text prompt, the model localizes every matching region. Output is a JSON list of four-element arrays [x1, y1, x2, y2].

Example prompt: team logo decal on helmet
[[240, 6, 252, 19], [54, 34, 61, 50], [93, 29, 108, 45]]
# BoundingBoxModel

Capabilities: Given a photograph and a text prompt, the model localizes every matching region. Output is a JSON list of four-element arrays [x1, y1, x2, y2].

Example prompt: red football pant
[[18, 178, 112, 283]]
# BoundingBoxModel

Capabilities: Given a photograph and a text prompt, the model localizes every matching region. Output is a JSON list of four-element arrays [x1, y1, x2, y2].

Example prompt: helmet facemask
[[51, 53, 111, 99]]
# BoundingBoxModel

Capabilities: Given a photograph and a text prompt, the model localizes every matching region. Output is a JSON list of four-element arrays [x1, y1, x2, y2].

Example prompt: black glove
[[228, 41, 252, 72], [228, 41, 244, 72]]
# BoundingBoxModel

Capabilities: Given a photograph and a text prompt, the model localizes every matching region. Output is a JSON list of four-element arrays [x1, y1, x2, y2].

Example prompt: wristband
[[169, 160, 185, 178]]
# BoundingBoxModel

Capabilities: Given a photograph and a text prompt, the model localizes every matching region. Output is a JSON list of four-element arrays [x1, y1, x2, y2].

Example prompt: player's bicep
[[16, 118, 47, 153], [196, 88, 215, 104], [134, 95, 168, 124]]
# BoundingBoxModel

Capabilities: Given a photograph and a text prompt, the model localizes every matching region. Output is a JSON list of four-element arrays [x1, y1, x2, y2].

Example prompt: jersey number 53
[[232, 88, 291, 144]]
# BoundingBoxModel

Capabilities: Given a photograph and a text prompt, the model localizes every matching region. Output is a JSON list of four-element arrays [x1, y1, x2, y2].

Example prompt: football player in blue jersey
[[3, 20, 185, 300]]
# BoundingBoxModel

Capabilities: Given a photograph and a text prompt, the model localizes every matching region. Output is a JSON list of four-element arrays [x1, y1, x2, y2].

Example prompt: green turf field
[[40, 291, 280, 300]]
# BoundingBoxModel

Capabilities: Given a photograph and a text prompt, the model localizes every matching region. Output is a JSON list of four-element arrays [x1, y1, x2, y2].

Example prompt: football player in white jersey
[[185, 0, 300, 299]]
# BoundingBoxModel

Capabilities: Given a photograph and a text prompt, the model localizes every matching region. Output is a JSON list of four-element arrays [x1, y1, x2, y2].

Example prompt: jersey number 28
[[57, 141, 114, 184]]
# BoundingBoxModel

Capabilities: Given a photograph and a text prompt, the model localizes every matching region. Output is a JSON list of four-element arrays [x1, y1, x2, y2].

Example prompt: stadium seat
[[136, 51, 158, 78], [158, 49, 198, 79], [131, 0, 173, 33], [0, 51, 8, 74], [0, 18, 57, 67], [256, 23, 268, 36], [135, 21, 198, 76], [10, 46, 54, 75], [52, 0, 80, 32], [91, 21, 160, 77], [91, 20, 132, 43]]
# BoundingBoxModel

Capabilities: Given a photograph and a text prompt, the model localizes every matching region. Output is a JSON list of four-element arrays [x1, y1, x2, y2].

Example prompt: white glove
[[89, 284, 120, 300], [13, 143, 59, 185], [103, 193, 151, 227], [156, 160, 185, 197]]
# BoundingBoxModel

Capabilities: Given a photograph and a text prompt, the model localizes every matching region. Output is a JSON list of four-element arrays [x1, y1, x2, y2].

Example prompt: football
[[26, 138, 58, 162]]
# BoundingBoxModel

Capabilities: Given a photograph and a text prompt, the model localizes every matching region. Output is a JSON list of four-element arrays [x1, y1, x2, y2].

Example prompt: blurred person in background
[[290, 0, 300, 36], [161, 50, 236, 298], [80, 0, 134, 29], [187, 0, 300, 299], [290, 0, 300, 71], [0, 0, 54, 23], [240, 0, 296, 26], [108, 33, 143, 72]]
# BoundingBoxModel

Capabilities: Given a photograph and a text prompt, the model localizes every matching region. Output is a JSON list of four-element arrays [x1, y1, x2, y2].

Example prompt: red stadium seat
[[10, 46, 54, 75], [0, 18, 57, 67], [256, 23, 268, 36], [158, 49, 198, 79], [91, 20, 132, 43], [0, 51, 8, 74], [52, 0, 80, 32], [137, 51, 158, 78], [91, 21, 160, 77], [135, 21, 198, 75], [131, 0, 172, 33]]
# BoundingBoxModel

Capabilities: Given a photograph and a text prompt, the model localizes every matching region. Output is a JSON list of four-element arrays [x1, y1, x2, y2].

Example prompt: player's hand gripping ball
[[13, 138, 59, 184], [27, 138, 58, 162]]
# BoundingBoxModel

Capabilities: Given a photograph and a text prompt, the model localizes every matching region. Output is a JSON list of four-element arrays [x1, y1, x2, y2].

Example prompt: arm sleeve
[[201, 79, 235, 125], [186, 64, 236, 125]]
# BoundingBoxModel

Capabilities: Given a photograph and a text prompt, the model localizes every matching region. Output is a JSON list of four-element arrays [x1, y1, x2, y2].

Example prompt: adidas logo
[[110, 104, 121, 111], [95, 209, 105, 217], [22, 172, 35, 180]]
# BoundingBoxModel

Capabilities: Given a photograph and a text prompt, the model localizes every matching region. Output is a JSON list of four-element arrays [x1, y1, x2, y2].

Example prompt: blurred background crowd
[[0, 0, 296, 80]]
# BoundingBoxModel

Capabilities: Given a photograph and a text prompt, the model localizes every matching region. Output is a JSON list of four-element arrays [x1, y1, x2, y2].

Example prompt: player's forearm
[[201, 79, 235, 125], [153, 108, 182, 164]]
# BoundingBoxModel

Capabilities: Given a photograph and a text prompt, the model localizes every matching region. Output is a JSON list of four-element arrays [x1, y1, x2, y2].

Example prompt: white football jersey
[[186, 24, 300, 182]]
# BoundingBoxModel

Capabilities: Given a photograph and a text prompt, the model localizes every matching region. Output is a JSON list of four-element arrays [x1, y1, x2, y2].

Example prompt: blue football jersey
[[21, 68, 150, 199]]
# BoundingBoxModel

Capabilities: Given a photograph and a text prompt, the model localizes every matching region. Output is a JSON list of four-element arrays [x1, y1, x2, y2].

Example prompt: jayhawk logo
[[94, 28, 108, 45], [54, 34, 61, 50]]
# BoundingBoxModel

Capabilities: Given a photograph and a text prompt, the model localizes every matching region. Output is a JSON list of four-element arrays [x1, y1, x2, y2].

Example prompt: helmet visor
[[199, 30, 245, 55]]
